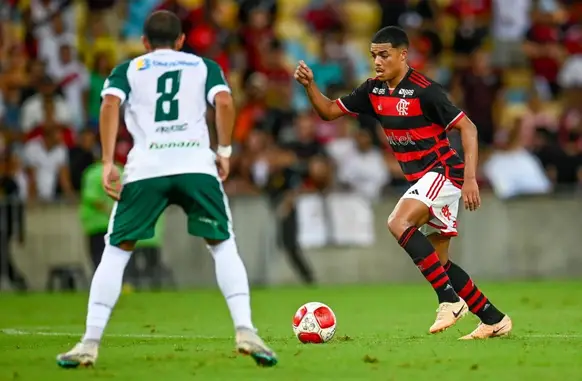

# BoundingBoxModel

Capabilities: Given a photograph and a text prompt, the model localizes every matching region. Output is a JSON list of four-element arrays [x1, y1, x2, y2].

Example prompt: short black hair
[[371, 26, 409, 48], [143, 11, 182, 49]]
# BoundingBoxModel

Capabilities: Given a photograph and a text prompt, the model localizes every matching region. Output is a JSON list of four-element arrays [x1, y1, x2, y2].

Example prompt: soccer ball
[[292, 302, 336, 344]]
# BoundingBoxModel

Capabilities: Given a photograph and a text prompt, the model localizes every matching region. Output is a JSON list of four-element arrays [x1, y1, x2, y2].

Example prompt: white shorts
[[401, 171, 461, 237]]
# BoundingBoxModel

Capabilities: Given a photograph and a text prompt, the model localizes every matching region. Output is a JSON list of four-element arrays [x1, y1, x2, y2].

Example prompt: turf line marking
[[2, 328, 582, 340], [0, 329, 220, 339]]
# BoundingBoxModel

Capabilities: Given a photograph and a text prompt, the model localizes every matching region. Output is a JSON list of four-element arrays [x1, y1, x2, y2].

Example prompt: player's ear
[[400, 48, 408, 62], [141, 36, 151, 52], [176, 34, 186, 51]]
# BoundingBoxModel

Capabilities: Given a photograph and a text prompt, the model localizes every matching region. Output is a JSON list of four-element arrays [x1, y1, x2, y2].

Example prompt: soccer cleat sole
[[56, 359, 94, 369], [238, 348, 278, 367]]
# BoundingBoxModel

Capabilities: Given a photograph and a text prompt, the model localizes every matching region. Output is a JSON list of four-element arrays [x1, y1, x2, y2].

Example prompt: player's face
[[370, 43, 407, 82]]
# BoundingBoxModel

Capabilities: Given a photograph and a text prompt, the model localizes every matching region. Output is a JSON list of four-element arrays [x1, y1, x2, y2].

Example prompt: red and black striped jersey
[[336, 68, 466, 186]]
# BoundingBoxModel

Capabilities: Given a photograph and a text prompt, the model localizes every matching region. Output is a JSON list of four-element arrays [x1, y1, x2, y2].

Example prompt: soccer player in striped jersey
[[295, 26, 512, 339]]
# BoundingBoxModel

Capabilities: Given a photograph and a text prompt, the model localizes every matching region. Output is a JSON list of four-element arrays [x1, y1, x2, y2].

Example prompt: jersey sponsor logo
[[398, 88, 414, 97], [155, 123, 188, 133], [151, 60, 200, 68], [385, 131, 416, 146], [149, 140, 201, 150], [136, 58, 151, 71], [396, 99, 410, 116], [372, 87, 386, 95]]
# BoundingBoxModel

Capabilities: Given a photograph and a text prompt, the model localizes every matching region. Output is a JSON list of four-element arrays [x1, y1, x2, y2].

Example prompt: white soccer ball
[[292, 302, 337, 344]]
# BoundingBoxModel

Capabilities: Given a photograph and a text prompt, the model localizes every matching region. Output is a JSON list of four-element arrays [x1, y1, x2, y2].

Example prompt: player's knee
[[386, 213, 413, 239]]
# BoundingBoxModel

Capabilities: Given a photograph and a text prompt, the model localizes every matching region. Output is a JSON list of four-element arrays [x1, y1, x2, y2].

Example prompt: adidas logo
[[409, 189, 419, 195]]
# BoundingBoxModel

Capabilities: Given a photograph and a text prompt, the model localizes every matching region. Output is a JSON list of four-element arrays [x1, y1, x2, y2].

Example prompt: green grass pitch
[[1, 281, 581, 380]]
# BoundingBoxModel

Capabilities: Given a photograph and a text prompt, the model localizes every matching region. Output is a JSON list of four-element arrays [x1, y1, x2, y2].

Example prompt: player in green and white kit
[[57, 11, 277, 368]]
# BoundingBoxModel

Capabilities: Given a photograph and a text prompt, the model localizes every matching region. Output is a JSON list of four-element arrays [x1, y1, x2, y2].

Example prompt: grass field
[[1, 281, 581, 380]]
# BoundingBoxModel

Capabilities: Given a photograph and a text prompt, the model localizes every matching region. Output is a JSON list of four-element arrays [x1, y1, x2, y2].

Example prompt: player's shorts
[[400, 171, 461, 237], [106, 173, 231, 246]]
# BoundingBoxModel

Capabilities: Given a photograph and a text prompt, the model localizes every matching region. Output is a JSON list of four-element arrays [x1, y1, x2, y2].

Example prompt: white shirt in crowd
[[23, 137, 68, 201], [38, 32, 76, 76], [49, 60, 89, 130], [29, 0, 75, 38], [20, 94, 72, 133], [491, 0, 532, 41], [483, 148, 552, 200], [327, 140, 390, 202], [558, 55, 582, 89]]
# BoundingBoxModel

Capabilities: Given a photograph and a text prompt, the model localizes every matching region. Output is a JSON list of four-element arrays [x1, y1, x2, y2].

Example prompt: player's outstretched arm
[[294, 61, 344, 121], [451, 117, 481, 211]]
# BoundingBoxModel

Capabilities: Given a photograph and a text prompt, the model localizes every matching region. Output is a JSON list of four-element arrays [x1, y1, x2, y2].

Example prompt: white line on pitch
[[0, 329, 220, 339], [2, 328, 582, 340]]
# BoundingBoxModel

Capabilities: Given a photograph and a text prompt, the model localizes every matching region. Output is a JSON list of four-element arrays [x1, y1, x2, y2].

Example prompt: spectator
[[335, 129, 389, 203], [449, 0, 490, 68], [238, 6, 274, 73], [121, 0, 159, 39], [37, 12, 75, 75], [0, 87, 23, 142], [233, 72, 268, 144], [303, 0, 343, 34], [49, 43, 89, 130], [25, 95, 75, 148], [69, 128, 97, 192], [483, 119, 552, 199], [23, 123, 74, 201], [86, 0, 119, 37], [519, 93, 558, 149], [0, 152, 27, 291], [87, 52, 112, 129], [490, 0, 532, 68], [523, 9, 567, 98], [19, 59, 47, 104], [20, 75, 71, 134], [533, 128, 582, 190], [0, 46, 29, 91], [451, 49, 503, 147]]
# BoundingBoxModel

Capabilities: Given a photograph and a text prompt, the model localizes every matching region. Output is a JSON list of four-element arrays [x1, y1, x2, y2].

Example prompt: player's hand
[[462, 178, 481, 211], [216, 155, 230, 182], [102, 162, 122, 200], [294, 60, 314, 87]]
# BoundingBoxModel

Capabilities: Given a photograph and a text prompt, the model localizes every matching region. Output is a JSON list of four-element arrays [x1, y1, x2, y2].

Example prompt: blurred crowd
[[0, 0, 581, 206]]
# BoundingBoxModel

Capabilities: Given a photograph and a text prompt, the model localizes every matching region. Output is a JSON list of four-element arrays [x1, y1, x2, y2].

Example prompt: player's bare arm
[[294, 60, 344, 121], [214, 91, 235, 181], [451, 117, 480, 211], [99, 94, 122, 200]]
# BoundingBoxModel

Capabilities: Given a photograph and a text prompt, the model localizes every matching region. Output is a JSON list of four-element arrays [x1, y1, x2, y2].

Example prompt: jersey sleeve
[[203, 58, 231, 106], [101, 60, 131, 103], [420, 84, 465, 130], [336, 79, 375, 116]]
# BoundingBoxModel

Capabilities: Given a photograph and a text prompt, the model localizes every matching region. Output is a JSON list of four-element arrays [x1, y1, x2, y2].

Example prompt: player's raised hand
[[102, 162, 122, 200], [294, 60, 314, 87], [462, 178, 481, 211], [216, 155, 230, 182]]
